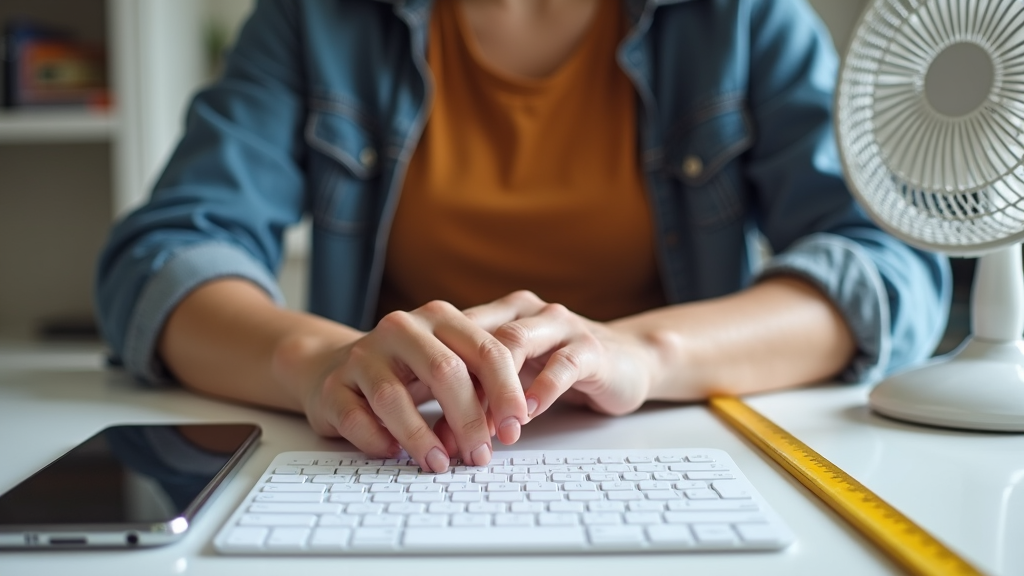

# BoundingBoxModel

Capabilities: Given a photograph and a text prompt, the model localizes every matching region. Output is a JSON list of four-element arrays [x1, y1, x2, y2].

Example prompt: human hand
[[462, 291, 656, 419], [278, 301, 529, 473]]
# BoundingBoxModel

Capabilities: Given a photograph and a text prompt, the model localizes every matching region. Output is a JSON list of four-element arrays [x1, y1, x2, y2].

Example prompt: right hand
[[275, 300, 529, 473]]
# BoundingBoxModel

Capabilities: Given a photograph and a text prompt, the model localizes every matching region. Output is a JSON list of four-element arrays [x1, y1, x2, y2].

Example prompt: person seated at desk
[[95, 0, 950, 475]]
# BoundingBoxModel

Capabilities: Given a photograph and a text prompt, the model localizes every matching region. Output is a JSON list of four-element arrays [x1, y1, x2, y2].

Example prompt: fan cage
[[836, 0, 1024, 255]]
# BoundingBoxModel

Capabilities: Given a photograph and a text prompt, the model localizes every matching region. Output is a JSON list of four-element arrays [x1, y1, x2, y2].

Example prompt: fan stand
[[869, 244, 1024, 431]]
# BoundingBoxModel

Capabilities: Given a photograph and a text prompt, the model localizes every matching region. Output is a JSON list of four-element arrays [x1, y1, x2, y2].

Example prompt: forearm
[[156, 278, 363, 412], [612, 275, 856, 401]]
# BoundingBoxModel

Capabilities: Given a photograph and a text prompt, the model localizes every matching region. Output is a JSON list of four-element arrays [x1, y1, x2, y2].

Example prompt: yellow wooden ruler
[[708, 395, 985, 576]]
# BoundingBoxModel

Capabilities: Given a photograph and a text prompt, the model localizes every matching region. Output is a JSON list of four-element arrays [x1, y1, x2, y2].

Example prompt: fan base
[[869, 337, 1024, 432]]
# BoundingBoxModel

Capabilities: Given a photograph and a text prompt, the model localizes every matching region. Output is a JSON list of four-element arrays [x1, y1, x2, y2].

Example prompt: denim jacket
[[96, 0, 951, 384]]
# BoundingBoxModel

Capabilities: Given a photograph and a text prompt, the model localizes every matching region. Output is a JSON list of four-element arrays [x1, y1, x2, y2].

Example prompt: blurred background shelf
[[0, 109, 117, 143]]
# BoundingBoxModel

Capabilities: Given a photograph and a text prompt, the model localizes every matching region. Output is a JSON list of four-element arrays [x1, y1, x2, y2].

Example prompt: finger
[[526, 342, 602, 419], [377, 306, 494, 466], [462, 290, 547, 332], [430, 312, 526, 446], [432, 416, 459, 458], [322, 381, 400, 457], [490, 304, 598, 417], [352, 359, 452, 473]]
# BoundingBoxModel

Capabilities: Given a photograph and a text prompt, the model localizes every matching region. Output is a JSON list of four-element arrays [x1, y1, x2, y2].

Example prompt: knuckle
[[427, 351, 467, 385], [368, 379, 407, 413], [334, 403, 368, 438], [376, 310, 415, 333], [493, 321, 530, 349], [419, 299, 456, 317], [511, 290, 542, 306], [542, 302, 569, 318], [553, 347, 584, 374], [459, 414, 489, 437], [477, 337, 512, 365]]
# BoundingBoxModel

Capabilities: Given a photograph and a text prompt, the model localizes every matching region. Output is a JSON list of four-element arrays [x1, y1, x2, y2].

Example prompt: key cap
[[396, 475, 434, 484], [528, 492, 564, 502], [645, 490, 679, 501], [638, 481, 673, 491], [582, 512, 623, 525], [653, 472, 681, 481], [474, 473, 507, 483], [685, 472, 733, 481], [588, 473, 617, 482], [512, 473, 546, 482], [562, 482, 597, 492], [589, 501, 626, 512], [686, 454, 715, 463], [587, 525, 645, 544], [494, 513, 534, 527], [512, 457, 539, 465], [330, 484, 364, 493], [600, 481, 635, 491], [255, 493, 323, 503], [370, 483, 403, 493], [525, 482, 558, 492], [543, 456, 566, 465], [407, 483, 442, 493], [249, 503, 342, 515], [735, 523, 782, 544], [362, 514, 402, 528], [309, 473, 354, 481], [684, 488, 720, 500], [665, 511, 766, 524], [604, 464, 631, 473], [598, 456, 624, 464], [487, 482, 521, 492], [448, 482, 482, 492], [428, 502, 464, 514], [224, 527, 268, 548], [670, 462, 730, 472], [406, 514, 447, 528], [691, 523, 737, 545], [350, 527, 399, 548], [667, 500, 759, 512], [511, 502, 546, 513], [566, 457, 597, 465], [712, 480, 753, 499], [451, 513, 490, 527], [410, 492, 445, 503], [315, 459, 342, 467], [266, 527, 310, 548], [433, 473, 471, 484], [628, 501, 664, 512], [273, 467, 302, 475], [538, 513, 579, 526], [328, 493, 367, 503], [567, 492, 602, 502], [552, 473, 585, 482], [345, 503, 384, 514], [487, 492, 524, 502], [370, 493, 405, 504], [308, 527, 351, 550], [625, 511, 662, 525], [303, 466, 338, 475], [626, 456, 653, 464], [647, 525, 694, 545], [239, 514, 316, 527], [549, 501, 585, 513], [492, 466, 529, 474], [286, 459, 315, 466], [675, 481, 707, 490], [606, 491, 644, 501], [318, 514, 359, 527], [262, 484, 326, 493], [358, 474, 393, 484], [451, 492, 483, 503], [656, 456, 683, 463], [468, 502, 504, 514], [635, 464, 666, 473], [269, 474, 308, 483], [403, 527, 586, 549]]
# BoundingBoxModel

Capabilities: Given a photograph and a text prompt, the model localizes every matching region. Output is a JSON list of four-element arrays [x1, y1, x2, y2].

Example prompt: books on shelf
[[2, 20, 110, 109]]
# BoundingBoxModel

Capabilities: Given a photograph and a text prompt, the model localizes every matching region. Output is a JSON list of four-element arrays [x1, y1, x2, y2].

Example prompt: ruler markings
[[708, 395, 985, 576]]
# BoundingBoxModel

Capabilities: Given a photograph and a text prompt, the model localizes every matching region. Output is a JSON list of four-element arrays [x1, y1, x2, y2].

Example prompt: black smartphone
[[0, 423, 261, 549]]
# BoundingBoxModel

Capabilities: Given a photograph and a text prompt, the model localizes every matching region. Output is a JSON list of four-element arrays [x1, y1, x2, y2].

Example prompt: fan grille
[[837, 0, 1024, 254]]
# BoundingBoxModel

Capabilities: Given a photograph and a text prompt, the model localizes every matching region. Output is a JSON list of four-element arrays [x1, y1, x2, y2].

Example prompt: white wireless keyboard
[[214, 449, 794, 555]]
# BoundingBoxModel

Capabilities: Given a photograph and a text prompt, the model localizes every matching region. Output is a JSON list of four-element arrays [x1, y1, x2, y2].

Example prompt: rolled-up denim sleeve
[[746, 0, 952, 381], [95, 0, 305, 384]]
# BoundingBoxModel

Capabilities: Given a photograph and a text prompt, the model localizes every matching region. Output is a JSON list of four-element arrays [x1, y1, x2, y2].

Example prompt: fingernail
[[526, 397, 539, 417], [470, 443, 492, 466], [425, 446, 449, 473], [499, 416, 521, 445]]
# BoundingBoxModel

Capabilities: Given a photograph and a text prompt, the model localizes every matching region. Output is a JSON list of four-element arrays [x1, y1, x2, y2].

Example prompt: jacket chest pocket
[[305, 103, 382, 235], [664, 102, 754, 229]]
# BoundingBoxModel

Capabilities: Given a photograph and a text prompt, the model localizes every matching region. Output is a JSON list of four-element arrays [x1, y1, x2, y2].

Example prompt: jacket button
[[682, 155, 703, 179], [359, 147, 377, 169]]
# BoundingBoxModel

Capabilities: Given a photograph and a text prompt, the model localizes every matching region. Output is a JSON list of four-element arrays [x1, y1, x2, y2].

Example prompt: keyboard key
[[328, 493, 367, 503], [273, 467, 302, 475], [330, 484, 365, 493], [406, 514, 447, 527], [582, 512, 622, 526], [647, 525, 694, 545], [407, 484, 442, 493], [309, 527, 351, 549], [735, 523, 783, 544], [319, 514, 359, 527], [665, 511, 766, 524], [487, 492, 525, 502], [712, 481, 753, 499], [600, 481, 635, 491], [255, 493, 323, 503], [451, 492, 484, 503], [684, 489, 720, 500], [358, 474, 393, 484], [691, 523, 737, 546], [249, 503, 341, 515], [240, 514, 316, 527], [428, 502, 464, 514], [451, 513, 491, 527], [685, 472, 734, 481], [269, 474, 308, 483], [303, 466, 338, 475], [525, 482, 558, 492], [627, 501, 664, 512], [567, 492, 602, 502], [262, 484, 326, 493], [403, 527, 586, 550], [606, 491, 644, 501], [266, 527, 310, 548], [549, 501, 585, 513], [624, 512, 662, 525], [225, 527, 268, 548], [410, 492, 445, 503], [645, 491, 679, 501], [362, 514, 403, 528], [538, 513, 579, 526], [494, 513, 534, 527], [667, 500, 759, 512], [468, 502, 504, 514], [448, 482, 482, 492], [588, 525, 644, 544], [346, 503, 384, 515], [511, 502, 545, 513], [351, 527, 399, 548]]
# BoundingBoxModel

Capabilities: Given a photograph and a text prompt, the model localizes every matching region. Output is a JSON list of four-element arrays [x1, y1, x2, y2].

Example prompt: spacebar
[[402, 527, 587, 549]]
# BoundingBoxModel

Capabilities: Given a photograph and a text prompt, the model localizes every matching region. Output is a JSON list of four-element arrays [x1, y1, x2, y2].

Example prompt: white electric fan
[[836, 0, 1024, 430]]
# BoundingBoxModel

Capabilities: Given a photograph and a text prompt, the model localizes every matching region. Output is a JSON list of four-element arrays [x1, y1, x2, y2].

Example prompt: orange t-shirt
[[377, 0, 665, 322]]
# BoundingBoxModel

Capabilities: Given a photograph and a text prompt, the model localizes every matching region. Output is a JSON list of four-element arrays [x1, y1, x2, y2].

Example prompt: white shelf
[[0, 109, 117, 144]]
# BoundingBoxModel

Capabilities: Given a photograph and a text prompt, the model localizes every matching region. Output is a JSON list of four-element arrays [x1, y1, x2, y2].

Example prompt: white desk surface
[[0, 343, 1021, 576]]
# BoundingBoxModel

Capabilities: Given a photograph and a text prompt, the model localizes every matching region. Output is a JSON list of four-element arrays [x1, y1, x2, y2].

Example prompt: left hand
[[466, 290, 657, 419]]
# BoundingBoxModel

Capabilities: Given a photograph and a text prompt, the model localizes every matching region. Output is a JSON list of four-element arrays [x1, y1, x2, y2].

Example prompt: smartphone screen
[[0, 423, 260, 548]]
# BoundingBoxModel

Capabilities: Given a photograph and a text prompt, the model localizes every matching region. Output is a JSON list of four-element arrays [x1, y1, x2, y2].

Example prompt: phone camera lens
[[126, 533, 139, 546]]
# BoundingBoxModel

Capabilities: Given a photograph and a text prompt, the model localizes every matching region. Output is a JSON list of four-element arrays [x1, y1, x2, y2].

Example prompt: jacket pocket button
[[682, 155, 703, 179], [359, 147, 378, 169]]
